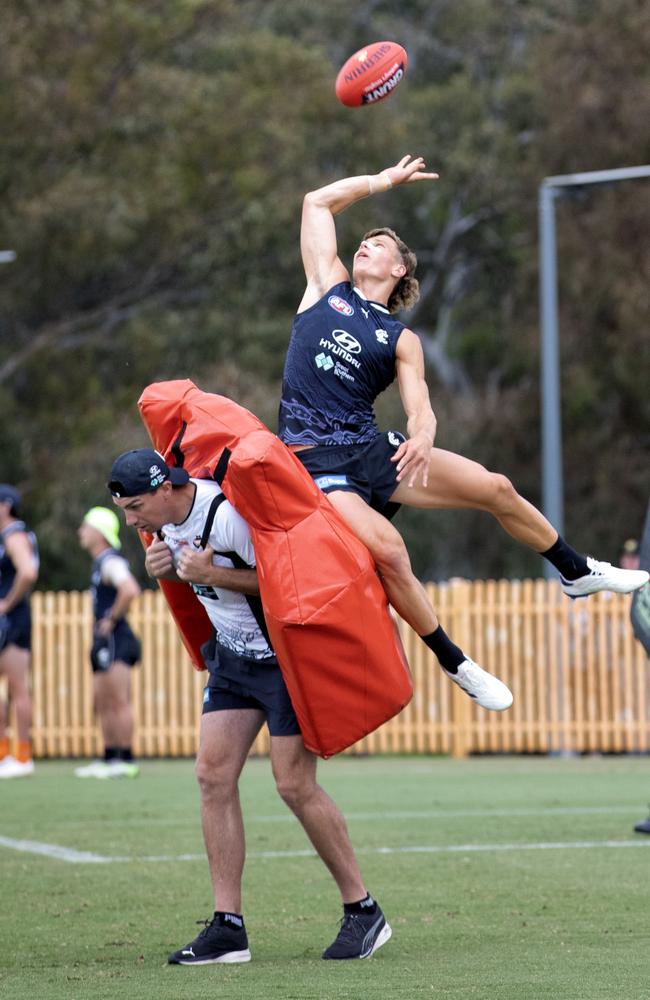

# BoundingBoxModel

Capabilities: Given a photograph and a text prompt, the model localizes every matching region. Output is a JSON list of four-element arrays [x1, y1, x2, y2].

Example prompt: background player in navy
[[109, 447, 391, 963], [0, 485, 39, 778], [76, 506, 141, 778], [279, 154, 648, 711]]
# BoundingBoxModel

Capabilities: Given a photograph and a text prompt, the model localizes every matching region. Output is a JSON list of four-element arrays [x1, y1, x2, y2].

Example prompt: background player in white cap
[[76, 506, 141, 778]]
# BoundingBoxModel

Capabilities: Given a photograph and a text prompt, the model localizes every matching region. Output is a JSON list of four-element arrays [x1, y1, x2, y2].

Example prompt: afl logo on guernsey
[[328, 295, 354, 317]]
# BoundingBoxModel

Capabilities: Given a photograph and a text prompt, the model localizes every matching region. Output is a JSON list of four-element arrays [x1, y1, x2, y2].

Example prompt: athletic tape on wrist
[[368, 172, 393, 195]]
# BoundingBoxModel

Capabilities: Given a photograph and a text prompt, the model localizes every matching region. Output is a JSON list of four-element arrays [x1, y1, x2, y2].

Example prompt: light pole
[[538, 165, 650, 576]]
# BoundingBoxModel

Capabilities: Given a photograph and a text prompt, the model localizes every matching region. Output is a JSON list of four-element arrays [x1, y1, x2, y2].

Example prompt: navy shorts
[[202, 641, 301, 737], [0, 603, 32, 652], [90, 622, 141, 674], [295, 430, 405, 519]]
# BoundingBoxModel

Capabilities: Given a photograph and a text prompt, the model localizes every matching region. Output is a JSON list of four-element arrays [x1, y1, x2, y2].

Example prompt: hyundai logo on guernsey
[[318, 331, 362, 369], [332, 330, 361, 354], [328, 295, 355, 317]]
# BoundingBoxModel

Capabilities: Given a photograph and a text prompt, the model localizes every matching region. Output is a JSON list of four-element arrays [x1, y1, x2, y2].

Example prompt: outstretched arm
[[299, 155, 439, 312], [393, 328, 437, 488]]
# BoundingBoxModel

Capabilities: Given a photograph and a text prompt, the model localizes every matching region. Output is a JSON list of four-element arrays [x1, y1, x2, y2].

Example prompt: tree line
[[1, 0, 648, 588]]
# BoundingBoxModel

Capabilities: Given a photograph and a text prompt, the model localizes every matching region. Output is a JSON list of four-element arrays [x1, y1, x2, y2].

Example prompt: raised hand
[[383, 155, 439, 187]]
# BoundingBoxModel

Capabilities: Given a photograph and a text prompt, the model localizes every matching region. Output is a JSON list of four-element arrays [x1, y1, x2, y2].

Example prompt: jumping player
[[0, 485, 39, 778], [278, 155, 649, 710], [109, 447, 392, 963], [76, 507, 141, 778]]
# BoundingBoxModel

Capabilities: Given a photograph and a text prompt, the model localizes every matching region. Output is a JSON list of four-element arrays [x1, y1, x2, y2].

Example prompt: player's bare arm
[[96, 575, 141, 638], [299, 155, 438, 312], [393, 328, 437, 488], [176, 544, 260, 596]]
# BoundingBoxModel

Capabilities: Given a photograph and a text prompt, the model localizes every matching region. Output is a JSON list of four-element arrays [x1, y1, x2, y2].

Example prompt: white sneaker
[[74, 760, 111, 778], [104, 761, 139, 779], [443, 659, 513, 711], [561, 557, 650, 598], [0, 756, 34, 778], [75, 759, 139, 779]]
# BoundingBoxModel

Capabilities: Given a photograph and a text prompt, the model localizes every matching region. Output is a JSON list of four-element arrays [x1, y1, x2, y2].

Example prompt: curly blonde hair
[[362, 227, 419, 313]]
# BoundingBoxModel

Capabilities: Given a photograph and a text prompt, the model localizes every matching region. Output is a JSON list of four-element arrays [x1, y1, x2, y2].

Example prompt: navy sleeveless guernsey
[[0, 521, 39, 606], [278, 282, 404, 447], [91, 548, 127, 623], [89, 548, 140, 670]]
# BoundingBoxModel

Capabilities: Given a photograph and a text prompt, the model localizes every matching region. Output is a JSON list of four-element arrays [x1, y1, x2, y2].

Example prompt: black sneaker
[[168, 916, 251, 965], [634, 811, 650, 834], [322, 906, 392, 960]]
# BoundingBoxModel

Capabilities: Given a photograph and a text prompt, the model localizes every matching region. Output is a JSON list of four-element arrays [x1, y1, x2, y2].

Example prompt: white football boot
[[74, 760, 112, 778], [0, 756, 34, 778], [443, 659, 513, 711], [104, 760, 139, 778], [75, 759, 139, 779], [561, 557, 649, 598]]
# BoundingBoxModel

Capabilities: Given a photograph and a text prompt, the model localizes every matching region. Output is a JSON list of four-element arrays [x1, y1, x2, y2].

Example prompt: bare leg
[[270, 735, 366, 903], [196, 709, 264, 913], [0, 646, 32, 743], [326, 487, 513, 711], [327, 490, 438, 636], [391, 447, 557, 551], [390, 448, 646, 597], [94, 662, 134, 749]]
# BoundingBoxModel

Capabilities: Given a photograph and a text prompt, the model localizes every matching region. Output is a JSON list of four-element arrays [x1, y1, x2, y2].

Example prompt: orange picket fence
[[6, 581, 649, 759]]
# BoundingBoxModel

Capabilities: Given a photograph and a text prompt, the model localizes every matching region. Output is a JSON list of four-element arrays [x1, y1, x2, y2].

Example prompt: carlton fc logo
[[328, 295, 354, 317]]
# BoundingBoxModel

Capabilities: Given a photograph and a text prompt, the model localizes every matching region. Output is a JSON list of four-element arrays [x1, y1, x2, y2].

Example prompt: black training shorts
[[294, 430, 405, 519], [90, 621, 141, 673], [202, 641, 301, 737], [0, 603, 32, 653]]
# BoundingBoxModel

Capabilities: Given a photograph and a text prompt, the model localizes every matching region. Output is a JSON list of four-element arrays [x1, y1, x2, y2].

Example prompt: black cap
[[0, 484, 21, 513], [108, 449, 190, 498]]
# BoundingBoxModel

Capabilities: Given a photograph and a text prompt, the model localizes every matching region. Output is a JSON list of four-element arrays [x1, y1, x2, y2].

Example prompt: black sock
[[421, 626, 465, 674], [344, 893, 377, 916], [215, 911, 245, 930], [118, 747, 134, 762], [541, 536, 589, 580], [104, 747, 119, 762]]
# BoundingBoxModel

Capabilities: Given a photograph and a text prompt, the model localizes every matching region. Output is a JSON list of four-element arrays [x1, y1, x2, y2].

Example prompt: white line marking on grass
[[2, 834, 650, 864], [247, 805, 642, 823], [247, 840, 650, 859], [0, 835, 117, 864], [366, 840, 650, 856]]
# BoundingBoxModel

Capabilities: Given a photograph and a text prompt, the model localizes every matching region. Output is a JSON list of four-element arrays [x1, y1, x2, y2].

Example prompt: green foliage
[[1, 0, 648, 585]]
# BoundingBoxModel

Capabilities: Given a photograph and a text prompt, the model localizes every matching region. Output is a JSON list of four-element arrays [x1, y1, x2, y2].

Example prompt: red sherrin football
[[335, 41, 408, 107]]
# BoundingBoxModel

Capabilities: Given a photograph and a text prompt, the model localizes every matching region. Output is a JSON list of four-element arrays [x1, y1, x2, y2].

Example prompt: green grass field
[[2, 755, 650, 1000]]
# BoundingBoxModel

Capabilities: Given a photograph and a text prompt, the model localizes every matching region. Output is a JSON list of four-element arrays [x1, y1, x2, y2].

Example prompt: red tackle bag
[[138, 379, 412, 757]]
